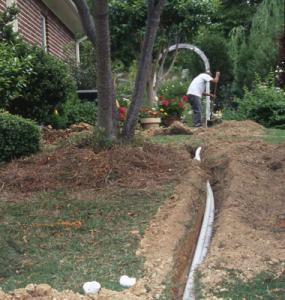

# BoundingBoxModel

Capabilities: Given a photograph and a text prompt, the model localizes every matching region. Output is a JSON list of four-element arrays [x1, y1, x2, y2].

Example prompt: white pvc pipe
[[194, 147, 202, 161], [183, 149, 215, 300]]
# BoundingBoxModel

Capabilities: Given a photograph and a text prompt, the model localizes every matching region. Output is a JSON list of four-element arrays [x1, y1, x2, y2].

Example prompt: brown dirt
[[1, 120, 285, 300], [42, 123, 92, 144], [194, 121, 285, 298]]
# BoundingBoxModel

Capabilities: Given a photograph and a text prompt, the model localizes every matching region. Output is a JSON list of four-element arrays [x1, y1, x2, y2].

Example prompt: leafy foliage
[[109, 0, 221, 69], [223, 75, 285, 128], [228, 0, 284, 91], [68, 40, 97, 89], [0, 7, 76, 124], [0, 43, 34, 107], [0, 4, 19, 43], [158, 79, 188, 99], [0, 111, 41, 162], [63, 98, 97, 127], [7, 43, 76, 124]]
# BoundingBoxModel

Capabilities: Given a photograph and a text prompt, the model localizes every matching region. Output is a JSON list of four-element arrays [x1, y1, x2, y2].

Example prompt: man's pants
[[187, 94, 202, 127]]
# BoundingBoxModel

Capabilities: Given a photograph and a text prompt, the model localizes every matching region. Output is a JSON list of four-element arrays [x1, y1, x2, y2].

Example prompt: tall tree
[[122, 0, 165, 138], [108, 0, 220, 103], [228, 0, 284, 90], [73, 0, 117, 139], [73, 0, 165, 140]]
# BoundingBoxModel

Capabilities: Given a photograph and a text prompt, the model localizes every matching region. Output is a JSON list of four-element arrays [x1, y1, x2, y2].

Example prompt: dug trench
[[194, 123, 285, 299], [159, 121, 285, 299]]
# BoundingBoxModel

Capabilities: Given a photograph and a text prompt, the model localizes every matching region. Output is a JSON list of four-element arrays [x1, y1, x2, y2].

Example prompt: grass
[[263, 128, 285, 144], [211, 270, 285, 300], [0, 186, 173, 293], [150, 134, 192, 144]]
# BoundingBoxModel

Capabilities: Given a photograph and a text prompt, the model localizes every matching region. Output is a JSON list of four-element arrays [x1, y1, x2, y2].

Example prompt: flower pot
[[140, 117, 161, 130]]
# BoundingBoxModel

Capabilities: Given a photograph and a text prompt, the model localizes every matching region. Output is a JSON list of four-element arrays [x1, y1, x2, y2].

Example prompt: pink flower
[[182, 95, 188, 102], [178, 101, 184, 108], [161, 100, 169, 107]]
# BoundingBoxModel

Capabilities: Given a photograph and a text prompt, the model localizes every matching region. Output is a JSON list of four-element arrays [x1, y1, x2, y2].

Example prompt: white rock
[[119, 275, 136, 288], [83, 281, 101, 294]]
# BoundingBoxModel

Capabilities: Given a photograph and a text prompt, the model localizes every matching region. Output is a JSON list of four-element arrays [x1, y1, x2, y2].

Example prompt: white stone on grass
[[83, 281, 101, 294], [119, 275, 136, 288]]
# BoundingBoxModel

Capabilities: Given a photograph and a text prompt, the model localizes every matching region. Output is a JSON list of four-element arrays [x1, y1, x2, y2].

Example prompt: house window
[[41, 15, 47, 51]]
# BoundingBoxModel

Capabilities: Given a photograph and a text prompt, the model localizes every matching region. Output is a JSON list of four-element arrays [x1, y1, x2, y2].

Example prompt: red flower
[[161, 100, 169, 107], [182, 95, 188, 102], [178, 101, 184, 108], [118, 107, 127, 113], [159, 95, 165, 100]]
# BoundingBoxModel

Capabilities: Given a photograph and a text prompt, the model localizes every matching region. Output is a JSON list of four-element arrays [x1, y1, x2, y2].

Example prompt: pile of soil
[[194, 121, 285, 298]]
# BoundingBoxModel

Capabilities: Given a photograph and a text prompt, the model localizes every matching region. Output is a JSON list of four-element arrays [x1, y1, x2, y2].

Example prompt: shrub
[[158, 79, 188, 100], [7, 43, 76, 124], [223, 76, 285, 128], [63, 98, 97, 127], [0, 111, 41, 162], [0, 43, 33, 107]]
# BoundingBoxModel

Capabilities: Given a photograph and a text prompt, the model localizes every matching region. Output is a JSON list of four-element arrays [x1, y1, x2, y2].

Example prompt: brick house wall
[[0, 0, 76, 60]]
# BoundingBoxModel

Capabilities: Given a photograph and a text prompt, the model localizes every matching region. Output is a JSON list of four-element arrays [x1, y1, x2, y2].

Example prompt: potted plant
[[158, 95, 188, 126], [139, 107, 161, 130]]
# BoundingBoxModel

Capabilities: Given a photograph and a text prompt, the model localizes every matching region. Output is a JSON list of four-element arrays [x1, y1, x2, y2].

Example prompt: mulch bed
[[0, 142, 189, 195]]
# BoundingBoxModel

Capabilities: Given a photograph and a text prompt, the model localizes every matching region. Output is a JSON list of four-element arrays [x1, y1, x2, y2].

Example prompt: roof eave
[[41, 0, 83, 36]]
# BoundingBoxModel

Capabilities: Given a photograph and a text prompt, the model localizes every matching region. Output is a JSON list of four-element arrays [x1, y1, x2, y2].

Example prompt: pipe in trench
[[182, 148, 215, 300]]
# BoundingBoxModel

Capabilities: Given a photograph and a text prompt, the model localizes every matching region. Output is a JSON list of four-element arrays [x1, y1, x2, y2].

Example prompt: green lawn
[[263, 128, 285, 144], [211, 271, 285, 300], [0, 186, 173, 293]]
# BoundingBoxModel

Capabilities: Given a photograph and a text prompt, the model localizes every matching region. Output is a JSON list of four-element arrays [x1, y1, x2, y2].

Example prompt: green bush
[[223, 77, 285, 128], [158, 79, 188, 99], [0, 111, 41, 162], [6, 43, 76, 124], [0, 43, 33, 107], [63, 98, 97, 127]]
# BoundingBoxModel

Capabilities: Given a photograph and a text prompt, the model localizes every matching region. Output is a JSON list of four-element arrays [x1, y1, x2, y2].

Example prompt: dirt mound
[[0, 143, 188, 196], [154, 121, 193, 135], [199, 138, 285, 297], [193, 120, 265, 144]]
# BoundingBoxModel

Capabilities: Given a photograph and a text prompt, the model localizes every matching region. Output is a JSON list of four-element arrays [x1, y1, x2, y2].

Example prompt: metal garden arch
[[158, 43, 211, 125]]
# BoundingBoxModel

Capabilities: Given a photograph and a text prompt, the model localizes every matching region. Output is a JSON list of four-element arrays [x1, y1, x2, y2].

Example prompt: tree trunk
[[146, 63, 157, 105], [122, 0, 165, 139], [73, 0, 118, 139], [93, 0, 118, 139]]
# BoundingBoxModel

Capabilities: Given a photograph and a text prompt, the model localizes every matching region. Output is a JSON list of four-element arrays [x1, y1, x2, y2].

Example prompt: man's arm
[[202, 92, 216, 98], [202, 71, 220, 97], [211, 71, 220, 84]]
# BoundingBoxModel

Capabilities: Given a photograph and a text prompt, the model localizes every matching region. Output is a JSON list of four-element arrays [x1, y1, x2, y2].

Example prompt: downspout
[[76, 35, 87, 65]]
